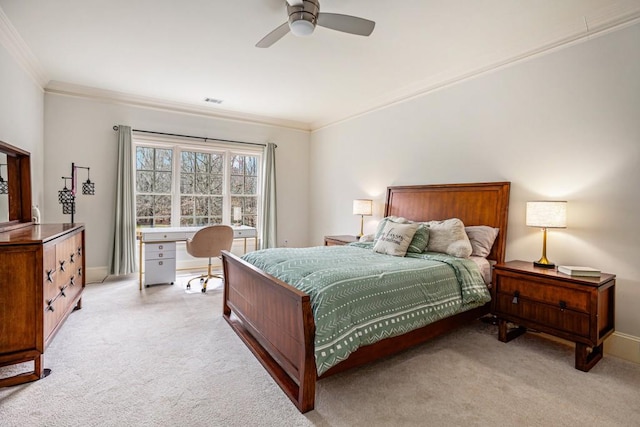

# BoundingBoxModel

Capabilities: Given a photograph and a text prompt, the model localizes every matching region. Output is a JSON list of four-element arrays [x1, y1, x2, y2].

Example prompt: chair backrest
[[186, 225, 234, 258]]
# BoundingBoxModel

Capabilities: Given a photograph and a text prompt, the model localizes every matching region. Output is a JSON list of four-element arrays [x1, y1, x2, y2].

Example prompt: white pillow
[[425, 218, 472, 258], [465, 226, 499, 258], [373, 221, 419, 257]]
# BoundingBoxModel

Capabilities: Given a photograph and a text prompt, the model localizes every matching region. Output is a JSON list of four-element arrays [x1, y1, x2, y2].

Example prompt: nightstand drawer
[[496, 275, 589, 313], [495, 293, 590, 337]]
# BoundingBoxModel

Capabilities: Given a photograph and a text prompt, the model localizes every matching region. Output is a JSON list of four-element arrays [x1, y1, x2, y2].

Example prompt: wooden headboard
[[384, 182, 511, 263]]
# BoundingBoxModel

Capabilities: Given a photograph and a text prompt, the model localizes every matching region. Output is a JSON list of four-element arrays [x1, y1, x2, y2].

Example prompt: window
[[134, 138, 261, 229]]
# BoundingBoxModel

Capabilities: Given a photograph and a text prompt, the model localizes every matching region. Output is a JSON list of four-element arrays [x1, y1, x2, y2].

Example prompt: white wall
[[310, 24, 640, 352], [0, 44, 43, 205], [43, 94, 310, 280]]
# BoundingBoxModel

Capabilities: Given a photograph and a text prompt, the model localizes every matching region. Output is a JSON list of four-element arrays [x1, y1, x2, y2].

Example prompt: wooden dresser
[[0, 223, 85, 387]]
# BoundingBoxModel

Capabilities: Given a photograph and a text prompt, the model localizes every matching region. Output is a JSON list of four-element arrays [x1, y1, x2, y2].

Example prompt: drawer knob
[[559, 300, 567, 311], [512, 291, 520, 304]]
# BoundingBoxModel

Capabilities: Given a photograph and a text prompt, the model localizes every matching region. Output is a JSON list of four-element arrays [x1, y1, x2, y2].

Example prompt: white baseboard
[[605, 332, 640, 364]]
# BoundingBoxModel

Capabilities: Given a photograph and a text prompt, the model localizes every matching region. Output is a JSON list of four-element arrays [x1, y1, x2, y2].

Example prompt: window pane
[[156, 149, 172, 171], [155, 195, 172, 216], [245, 156, 257, 176], [195, 174, 209, 194], [136, 147, 154, 170], [136, 171, 153, 193], [195, 197, 210, 216], [181, 151, 195, 173], [155, 171, 172, 193], [180, 173, 194, 194], [195, 152, 209, 173], [245, 176, 257, 194], [245, 197, 257, 214], [181, 196, 194, 216], [211, 175, 223, 193], [211, 154, 224, 174], [136, 195, 153, 217], [230, 176, 243, 194], [230, 155, 243, 175]]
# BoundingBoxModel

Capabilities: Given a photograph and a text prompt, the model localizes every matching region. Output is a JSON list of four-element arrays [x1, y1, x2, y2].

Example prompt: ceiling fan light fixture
[[290, 19, 314, 36]]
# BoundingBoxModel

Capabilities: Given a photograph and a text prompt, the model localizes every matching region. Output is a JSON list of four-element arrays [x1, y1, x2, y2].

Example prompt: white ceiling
[[1, 0, 639, 130]]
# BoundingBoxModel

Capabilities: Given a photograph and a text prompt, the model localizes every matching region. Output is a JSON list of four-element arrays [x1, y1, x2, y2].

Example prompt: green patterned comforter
[[242, 243, 490, 375]]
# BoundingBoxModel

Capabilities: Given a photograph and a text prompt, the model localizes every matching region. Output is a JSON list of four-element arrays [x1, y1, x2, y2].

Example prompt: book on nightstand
[[558, 265, 601, 277]]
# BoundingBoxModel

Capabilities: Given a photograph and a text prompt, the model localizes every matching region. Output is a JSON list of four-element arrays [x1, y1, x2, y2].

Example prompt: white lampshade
[[290, 19, 314, 36], [526, 201, 567, 228], [353, 199, 373, 216]]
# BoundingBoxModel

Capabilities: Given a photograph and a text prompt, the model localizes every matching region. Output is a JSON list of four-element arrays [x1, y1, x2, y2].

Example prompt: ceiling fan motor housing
[[288, 0, 319, 36]]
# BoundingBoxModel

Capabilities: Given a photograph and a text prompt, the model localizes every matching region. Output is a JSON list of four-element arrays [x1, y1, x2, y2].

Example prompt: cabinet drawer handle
[[158, 261, 163, 266], [159, 245, 163, 250], [158, 253, 164, 258], [512, 291, 520, 304], [559, 300, 567, 311]]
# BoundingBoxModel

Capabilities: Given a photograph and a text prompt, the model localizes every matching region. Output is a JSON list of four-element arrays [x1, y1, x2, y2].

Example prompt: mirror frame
[[0, 140, 32, 232]]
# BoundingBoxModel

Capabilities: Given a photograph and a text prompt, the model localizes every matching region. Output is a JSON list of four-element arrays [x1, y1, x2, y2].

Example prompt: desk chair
[[185, 225, 234, 293]]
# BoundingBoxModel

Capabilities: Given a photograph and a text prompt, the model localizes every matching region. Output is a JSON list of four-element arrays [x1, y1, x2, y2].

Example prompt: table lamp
[[353, 199, 372, 237], [526, 201, 567, 268]]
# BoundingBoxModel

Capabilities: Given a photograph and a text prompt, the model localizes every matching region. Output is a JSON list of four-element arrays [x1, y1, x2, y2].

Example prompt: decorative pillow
[[373, 221, 419, 257], [359, 233, 375, 242], [465, 226, 499, 258], [374, 217, 429, 253], [425, 218, 473, 258]]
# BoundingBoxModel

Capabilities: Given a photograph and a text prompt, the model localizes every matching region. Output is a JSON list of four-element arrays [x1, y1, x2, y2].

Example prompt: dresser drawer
[[145, 242, 176, 259], [144, 258, 176, 285], [494, 293, 590, 338], [496, 275, 589, 313]]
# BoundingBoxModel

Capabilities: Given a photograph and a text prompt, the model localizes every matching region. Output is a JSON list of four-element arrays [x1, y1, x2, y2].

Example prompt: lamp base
[[533, 261, 555, 269]]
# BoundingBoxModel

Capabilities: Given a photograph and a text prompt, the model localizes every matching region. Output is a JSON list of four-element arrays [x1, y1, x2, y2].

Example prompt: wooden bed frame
[[222, 182, 511, 413]]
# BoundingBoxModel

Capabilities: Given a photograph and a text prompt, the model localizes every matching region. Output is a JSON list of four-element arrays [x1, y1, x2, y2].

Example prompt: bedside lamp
[[526, 201, 567, 269], [353, 199, 372, 237]]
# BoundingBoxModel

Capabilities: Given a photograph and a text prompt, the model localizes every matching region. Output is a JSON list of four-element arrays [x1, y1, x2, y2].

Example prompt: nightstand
[[492, 260, 615, 372], [324, 235, 359, 246]]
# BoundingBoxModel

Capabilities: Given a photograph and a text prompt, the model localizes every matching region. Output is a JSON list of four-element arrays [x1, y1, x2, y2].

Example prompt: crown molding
[[311, 11, 640, 131], [0, 6, 48, 88], [45, 81, 311, 132]]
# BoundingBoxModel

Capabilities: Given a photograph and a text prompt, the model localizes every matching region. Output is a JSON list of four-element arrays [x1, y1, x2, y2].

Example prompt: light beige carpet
[[1, 274, 639, 426]]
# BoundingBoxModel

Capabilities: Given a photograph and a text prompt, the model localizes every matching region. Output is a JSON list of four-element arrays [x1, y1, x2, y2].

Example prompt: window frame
[[132, 134, 263, 230]]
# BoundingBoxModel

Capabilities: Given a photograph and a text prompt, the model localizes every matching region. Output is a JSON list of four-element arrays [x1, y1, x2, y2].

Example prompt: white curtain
[[260, 143, 277, 249], [109, 125, 137, 275]]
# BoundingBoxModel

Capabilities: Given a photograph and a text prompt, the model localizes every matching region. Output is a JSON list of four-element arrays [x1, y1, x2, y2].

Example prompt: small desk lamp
[[353, 199, 372, 237], [526, 201, 567, 268]]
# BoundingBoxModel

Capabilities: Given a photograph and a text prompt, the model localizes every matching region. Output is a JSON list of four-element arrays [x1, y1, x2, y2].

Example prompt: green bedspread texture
[[241, 243, 491, 375]]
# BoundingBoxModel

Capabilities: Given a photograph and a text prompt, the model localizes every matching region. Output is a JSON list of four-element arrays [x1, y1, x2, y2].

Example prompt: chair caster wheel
[[201, 288, 206, 293], [200, 278, 204, 283], [186, 284, 191, 290]]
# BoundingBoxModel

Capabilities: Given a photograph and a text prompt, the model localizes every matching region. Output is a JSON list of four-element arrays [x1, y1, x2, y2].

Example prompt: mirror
[[0, 140, 32, 232], [0, 153, 7, 222]]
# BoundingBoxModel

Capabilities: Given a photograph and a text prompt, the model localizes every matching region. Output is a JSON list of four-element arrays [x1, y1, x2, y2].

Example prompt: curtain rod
[[112, 126, 273, 148]]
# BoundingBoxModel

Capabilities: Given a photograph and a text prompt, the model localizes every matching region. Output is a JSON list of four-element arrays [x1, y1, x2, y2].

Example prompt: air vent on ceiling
[[204, 97, 223, 104]]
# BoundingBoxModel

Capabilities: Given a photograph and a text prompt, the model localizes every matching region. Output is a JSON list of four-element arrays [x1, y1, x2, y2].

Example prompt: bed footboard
[[221, 250, 316, 413]]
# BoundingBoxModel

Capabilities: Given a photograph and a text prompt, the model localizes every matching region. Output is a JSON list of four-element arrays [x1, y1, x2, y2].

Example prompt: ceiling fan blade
[[256, 22, 291, 48], [286, 0, 304, 5], [316, 13, 375, 36]]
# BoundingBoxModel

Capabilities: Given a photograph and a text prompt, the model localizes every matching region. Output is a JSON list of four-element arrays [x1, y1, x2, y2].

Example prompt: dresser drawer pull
[[559, 301, 567, 311], [512, 291, 520, 304]]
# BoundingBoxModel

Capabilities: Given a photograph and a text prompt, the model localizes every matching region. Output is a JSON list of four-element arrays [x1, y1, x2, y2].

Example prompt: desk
[[137, 225, 257, 290]]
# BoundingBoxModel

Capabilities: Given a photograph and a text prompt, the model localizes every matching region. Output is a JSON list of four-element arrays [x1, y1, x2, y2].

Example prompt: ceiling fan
[[256, 0, 375, 48]]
